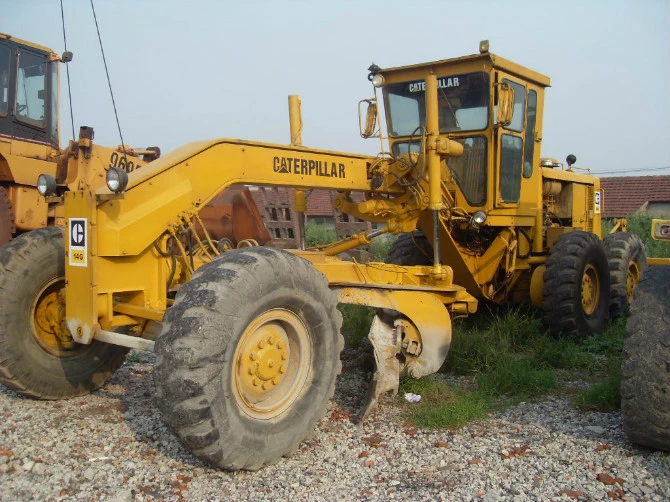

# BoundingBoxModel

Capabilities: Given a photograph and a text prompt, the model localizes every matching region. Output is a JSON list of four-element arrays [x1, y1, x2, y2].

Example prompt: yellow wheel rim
[[30, 277, 76, 355], [233, 308, 311, 420], [625, 260, 642, 304], [581, 264, 600, 316]]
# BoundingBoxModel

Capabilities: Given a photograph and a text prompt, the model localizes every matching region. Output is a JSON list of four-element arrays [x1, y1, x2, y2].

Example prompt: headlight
[[106, 166, 128, 193], [472, 210, 487, 225], [371, 74, 385, 88], [37, 174, 57, 196]]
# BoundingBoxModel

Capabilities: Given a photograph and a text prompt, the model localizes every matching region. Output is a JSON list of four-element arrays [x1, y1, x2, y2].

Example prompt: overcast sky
[[4, 0, 669, 177]]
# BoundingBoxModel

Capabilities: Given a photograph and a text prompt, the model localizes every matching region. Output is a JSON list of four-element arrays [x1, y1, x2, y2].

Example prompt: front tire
[[542, 231, 610, 338], [621, 266, 670, 451], [0, 227, 128, 399], [154, 247, 343, 470], [603, 232, 647, 318]]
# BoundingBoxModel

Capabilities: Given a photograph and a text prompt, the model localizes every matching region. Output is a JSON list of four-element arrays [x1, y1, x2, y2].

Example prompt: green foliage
[[575, 358, 622, 411], [476, 358, 558, 398], [304, 222, 336, 247], [624, 213, 670, 258], [338, 304, 375, 347], [581, 318, 626, 357], [399, 376, 492, 428]]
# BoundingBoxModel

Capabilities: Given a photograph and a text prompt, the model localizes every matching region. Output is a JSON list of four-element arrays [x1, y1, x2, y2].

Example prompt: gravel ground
[[0, 348, 668, 502]]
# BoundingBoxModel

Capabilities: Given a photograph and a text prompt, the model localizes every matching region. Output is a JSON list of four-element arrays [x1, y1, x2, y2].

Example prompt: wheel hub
[[233, 309, 310, 419], [241, 324, 289, 392], [581, 264, 600, 316], [31, 278, 76, 355]]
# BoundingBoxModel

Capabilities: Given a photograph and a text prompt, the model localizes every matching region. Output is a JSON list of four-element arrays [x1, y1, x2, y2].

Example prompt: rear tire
[[154, 247, 343, 470], [603, 232, 647, 318], [621, 266, 670, 451], [542, 231, 609, 338], [0, 227, 128, 399]]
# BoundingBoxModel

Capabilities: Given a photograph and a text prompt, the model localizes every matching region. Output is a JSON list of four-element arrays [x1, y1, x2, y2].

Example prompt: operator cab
[[0, 33, 63, 157], [370, 42, 550, 214]]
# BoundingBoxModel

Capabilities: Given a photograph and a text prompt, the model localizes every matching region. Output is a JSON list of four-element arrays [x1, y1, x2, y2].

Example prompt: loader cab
[[0, 33, 61, 160], [374, 45, 550, 218]]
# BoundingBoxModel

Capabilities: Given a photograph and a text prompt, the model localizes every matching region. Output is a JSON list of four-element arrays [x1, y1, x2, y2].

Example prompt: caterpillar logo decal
[[273, 156, 346, 179], [69, 218, 88, 267]]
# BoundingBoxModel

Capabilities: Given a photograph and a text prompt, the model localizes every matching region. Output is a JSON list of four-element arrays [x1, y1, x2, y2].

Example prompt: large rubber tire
[[385, 230, 433, 266], [0, 227, 129, 399], [542, 231, 610, 338], [0, 186, 16, 247], [154, 247, 343, 470], [603, 232, 648, 318], [621, 266, 670, 451]]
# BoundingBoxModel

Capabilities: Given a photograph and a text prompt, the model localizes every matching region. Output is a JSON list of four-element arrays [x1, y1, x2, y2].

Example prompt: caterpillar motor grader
[[0, 32, 268, 248], [0, 41, 651, 469]]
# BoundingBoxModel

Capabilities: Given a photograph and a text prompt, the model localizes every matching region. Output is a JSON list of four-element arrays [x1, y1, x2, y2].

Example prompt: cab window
[[49, 61, 58, 145], [503, 79, 525, 132], [16, 51, 47, 128], [0, 45, 10, 117], [500, 134, 523, 202], [523, 90, 537, 177]]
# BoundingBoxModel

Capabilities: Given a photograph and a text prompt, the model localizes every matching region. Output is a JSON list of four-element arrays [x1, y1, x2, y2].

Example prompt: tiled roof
[[600, 175, 670, 218]]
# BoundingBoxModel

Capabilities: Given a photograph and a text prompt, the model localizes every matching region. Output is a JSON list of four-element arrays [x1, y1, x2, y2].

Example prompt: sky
[[4, 0, 669, 177]]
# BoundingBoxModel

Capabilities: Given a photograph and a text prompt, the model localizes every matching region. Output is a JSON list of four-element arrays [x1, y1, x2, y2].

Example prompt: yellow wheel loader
[[0, 41, 656, 468]]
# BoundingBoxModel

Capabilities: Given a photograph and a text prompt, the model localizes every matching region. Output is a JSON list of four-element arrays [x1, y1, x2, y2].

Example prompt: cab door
[[494, 74, 526, 208]]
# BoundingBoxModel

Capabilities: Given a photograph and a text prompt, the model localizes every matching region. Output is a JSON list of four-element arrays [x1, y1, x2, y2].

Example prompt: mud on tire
[[621, 266, 670, 451], [154, 247, 343, 470], [0, 227, 128, 399]]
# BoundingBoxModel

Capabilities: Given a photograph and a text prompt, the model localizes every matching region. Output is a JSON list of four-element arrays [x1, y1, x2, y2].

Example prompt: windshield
[[16, 51, 47, 128], [385, 72, 490, 137]]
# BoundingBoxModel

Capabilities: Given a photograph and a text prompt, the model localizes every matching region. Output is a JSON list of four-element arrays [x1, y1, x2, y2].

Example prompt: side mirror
[[61, 51, 73, 63], [359, 99, 378, 138], [496, 82, 514, 127]]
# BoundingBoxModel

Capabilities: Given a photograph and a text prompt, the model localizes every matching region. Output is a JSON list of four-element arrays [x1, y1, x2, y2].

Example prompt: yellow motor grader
[[0, 41, 654, 469]]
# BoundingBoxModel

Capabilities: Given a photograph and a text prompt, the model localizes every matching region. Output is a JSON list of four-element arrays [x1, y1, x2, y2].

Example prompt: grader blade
[[360, 315, 401, 422]]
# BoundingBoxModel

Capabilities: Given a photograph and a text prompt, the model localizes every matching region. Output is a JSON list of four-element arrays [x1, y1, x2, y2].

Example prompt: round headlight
[[106, 166, 128, 193], [37, 173, 57, 196], [371, 74, 385, 88], [472, 210, 487, 225]]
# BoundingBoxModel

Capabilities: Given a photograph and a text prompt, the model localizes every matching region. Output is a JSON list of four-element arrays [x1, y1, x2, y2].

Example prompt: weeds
[[397, 306, 625, 429]]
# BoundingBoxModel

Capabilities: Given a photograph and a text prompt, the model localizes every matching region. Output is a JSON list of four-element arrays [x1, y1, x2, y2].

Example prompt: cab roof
[[378, 51, 551, 88], [0, 32, 58, 58]]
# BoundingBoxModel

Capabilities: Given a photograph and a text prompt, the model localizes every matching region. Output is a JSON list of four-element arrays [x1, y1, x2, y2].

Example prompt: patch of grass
[[575, 358, 622, 411], [338, 304, 375, 347], [582, 318, 626, 357], [534, 334, 595, 370], [399, 376, 492, 428], [476, 358, 558, 398]]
